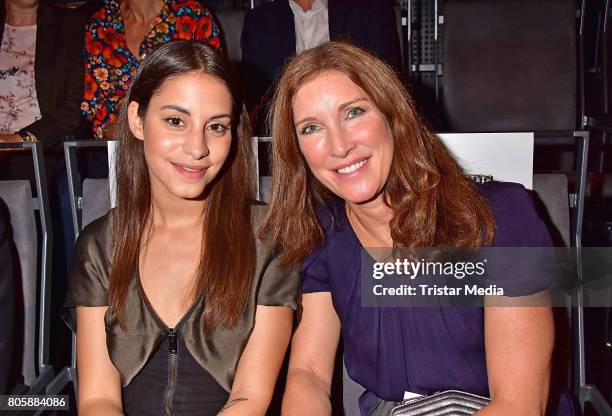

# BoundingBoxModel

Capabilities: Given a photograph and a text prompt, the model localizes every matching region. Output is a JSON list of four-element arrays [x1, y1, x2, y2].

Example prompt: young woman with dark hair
[[65, 40, 299, 416], [262, 41, 575, 416]]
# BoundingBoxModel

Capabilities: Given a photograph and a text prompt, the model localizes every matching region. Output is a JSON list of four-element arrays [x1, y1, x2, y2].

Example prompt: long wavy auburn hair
[[109, 40, 255, 332], [261, 41, 495, 267]]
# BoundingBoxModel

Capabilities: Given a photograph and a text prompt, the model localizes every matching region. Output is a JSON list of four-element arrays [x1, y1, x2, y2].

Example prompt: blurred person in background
[[0, 0, 86, 214], [0, 0, 85, 149], [240, 0, 401, 134], [81, 0, 222, 140]]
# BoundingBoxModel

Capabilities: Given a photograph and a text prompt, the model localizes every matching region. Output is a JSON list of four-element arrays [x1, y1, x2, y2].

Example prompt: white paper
[[106, 133, 534, 205], [437, 132, 534, 190], [403, 391, 424, 401]]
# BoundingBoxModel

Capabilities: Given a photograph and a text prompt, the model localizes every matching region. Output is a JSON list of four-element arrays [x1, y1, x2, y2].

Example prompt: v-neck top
[[64, 204, 300, 396]]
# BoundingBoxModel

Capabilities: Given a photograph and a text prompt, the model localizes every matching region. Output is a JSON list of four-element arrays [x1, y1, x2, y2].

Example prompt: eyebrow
[[208, 113, 232, 121], [160, 104, 190, 115], [338, 96, 369, 112], [294, 96, 370, 127], [160, 105, 231, 121], [294, 116, 317, 128]]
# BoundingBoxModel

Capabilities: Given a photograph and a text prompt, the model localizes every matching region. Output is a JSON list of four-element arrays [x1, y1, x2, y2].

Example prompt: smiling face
[[292, 71, 394, 205], [127, 71, 233, 202]]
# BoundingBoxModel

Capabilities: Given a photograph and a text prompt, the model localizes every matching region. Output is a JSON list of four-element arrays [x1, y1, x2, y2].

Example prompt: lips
[[172, 162, 208, 179], [333, 157, 369, 175]]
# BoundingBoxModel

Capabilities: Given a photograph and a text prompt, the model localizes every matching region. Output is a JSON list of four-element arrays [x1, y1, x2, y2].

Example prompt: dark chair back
[[442, 0, 577, 132], [0, 182, 38, 388]]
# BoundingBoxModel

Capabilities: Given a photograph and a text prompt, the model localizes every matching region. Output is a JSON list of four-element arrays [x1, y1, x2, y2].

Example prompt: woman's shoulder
[[248, 202, 301, 308], [478, 181, 553, 247], [78, 210, 111, 242], [479, 181, 533, 211], [302, 197, 355, 270], [65, 211, 113, 309], [478, 181, 539, 224], [74, 211, 113, 263], [312, 196, 349, 234]]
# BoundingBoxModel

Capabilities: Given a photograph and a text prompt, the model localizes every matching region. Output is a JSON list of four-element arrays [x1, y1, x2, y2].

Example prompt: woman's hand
[[76, 306, 124, 416], [218, 305, 294, 415], [281, 292, 341, 416], [479, 304, 554, 416]]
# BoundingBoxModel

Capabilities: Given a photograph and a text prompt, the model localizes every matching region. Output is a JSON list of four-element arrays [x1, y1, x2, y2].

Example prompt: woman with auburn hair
[[263, 41, 575, 415], [64, 40, 299, 416]]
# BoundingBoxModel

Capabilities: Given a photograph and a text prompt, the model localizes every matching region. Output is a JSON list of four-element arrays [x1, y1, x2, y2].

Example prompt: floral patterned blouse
[[0, 25, 42, 134], [81, 0, 221, 139]]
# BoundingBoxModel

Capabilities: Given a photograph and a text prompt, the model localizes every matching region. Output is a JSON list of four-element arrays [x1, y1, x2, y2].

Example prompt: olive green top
[[64, 204, 300, 391]]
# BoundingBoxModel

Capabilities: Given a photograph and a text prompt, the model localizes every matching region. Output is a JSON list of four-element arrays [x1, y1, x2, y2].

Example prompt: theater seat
[[442, 0, 576, 132], [343, 361, 365, 416], [532, 174, 571, 247], [82, 178, 111, 228], [0, 181, 38, 389]]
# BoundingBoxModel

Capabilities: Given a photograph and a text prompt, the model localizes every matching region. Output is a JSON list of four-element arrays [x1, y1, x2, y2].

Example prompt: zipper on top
[[163, 330, 179, 416], [135, 267, 202, 416]]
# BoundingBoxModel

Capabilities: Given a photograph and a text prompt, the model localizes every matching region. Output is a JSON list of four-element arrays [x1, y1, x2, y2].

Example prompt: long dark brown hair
[[261, 41, 495, 266], [110, 40, 255, 332]]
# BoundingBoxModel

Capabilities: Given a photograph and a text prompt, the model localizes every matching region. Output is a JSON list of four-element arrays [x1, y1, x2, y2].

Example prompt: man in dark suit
[[241, 0, 401, 133]]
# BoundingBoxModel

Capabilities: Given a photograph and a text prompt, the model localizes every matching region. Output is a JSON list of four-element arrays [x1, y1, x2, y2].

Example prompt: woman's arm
[[76, 306, 124, 416], [478, 306, 554, 416], [218, 305, 293, 416], [281, 292, 341, 416]]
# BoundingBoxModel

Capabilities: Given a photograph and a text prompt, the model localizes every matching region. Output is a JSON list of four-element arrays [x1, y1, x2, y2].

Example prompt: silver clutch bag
[[389, 390, 490, 416]]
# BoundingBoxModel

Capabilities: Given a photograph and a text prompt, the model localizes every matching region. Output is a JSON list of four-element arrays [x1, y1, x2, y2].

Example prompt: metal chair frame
[[37, 140, 113, 410], [406, 0, 606, 409], [0, 142, 54, 395], [64, 140, 113, 239]]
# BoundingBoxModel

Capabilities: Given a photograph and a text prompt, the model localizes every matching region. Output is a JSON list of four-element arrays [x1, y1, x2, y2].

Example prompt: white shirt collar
[[289, 0, 330, 53], [289, 0, 328, 16]]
